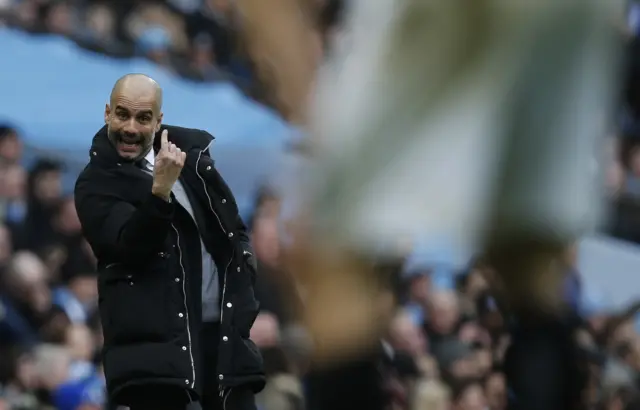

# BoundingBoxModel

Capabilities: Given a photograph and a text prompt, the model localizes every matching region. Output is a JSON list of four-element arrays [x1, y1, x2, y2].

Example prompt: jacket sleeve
[[237, 213, 258, 282], [74, 171, 175, 265]]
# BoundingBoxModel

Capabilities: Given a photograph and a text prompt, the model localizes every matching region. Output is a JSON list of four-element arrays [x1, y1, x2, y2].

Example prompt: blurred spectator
[[0, 164, 27, 226], [450, 378, 487, 410], [21, 158, 63, 252], [43, 1, 75, 37], [432, 340, 479, 382], [252, 187, 302, 325], [53, 266, 97, 325], [12, 0, 38, 31], [125, 3, 188, 54], [425, 290, 461, 348], [388, 310, 439, 380], [39, 307, 71, 345], [0, 125, 22, 165], [52, 364, 105, 410], [33, 344, 71, 407], [136, 25, 176, 69], [186, 33, 229, 81], [256, 347, 305, 410], [402, 268, 431, 327], [412, 380, 451, 410], [475, 292, 505, 342], [64, 324, 95, 381], [0, 252, 51, 347], [456, 260, 489, 319], [0, 346, 39, 408], [0, 224, 13, 271], [389, 310, 429, 359], [84, 3, 116, 42], [251, 312, 281, 349], [484, 370, 507, 410]]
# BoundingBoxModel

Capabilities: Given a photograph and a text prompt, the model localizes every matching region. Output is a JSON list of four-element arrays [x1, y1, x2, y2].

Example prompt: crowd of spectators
[[0, 0, 260, 98], [0, 125, 104, 410], [0, 0, 343, 115], [3, 1, 640, 410], [2, 121, 640, 410]]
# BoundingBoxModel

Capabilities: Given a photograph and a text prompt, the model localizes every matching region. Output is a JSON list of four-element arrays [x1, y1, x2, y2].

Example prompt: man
[[74, 74, 263, 410]]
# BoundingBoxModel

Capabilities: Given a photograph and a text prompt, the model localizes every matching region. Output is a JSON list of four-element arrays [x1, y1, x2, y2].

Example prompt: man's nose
[[123, 118, 139, 134]]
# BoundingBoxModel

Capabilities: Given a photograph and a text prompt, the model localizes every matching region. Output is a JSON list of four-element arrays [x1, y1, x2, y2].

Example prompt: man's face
[[105, 91, 162, 161]]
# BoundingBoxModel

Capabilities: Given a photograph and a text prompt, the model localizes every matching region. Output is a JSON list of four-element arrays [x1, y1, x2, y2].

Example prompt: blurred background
[[1, 0, 640, 409]]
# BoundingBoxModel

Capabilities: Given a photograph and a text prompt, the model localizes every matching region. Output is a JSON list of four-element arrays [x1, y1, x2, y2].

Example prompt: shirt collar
[[144, 149, 155, 167]]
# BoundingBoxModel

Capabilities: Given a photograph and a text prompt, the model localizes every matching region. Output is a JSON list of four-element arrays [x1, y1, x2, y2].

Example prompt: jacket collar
[[89, 125, 126, 168]]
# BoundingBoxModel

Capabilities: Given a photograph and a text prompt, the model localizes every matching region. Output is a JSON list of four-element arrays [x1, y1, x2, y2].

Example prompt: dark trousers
[[122, 385, 255, 410], [201, 321, 223, 410], [122, 385, 195, 410]]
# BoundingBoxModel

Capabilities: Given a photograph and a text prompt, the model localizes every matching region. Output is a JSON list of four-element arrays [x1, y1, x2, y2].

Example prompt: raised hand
[[151, 130, 186, 200]]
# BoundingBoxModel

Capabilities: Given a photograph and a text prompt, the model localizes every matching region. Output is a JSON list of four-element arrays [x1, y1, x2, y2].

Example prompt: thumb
[[160, 129, 169, 150]]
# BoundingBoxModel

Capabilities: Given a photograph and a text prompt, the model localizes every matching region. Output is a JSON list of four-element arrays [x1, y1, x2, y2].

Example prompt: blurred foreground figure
[[239, 0, 623, 409], [309, 0, 620, 355]]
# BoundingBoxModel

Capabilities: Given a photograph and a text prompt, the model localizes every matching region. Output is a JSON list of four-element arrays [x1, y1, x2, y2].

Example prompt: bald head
[[7, 251, 47, 285], [105, 74, 164, 160], [110, 74, 163, 111], [428, 290, 460, 335]]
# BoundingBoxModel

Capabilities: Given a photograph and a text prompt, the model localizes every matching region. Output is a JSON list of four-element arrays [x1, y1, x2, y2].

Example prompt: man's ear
[[104, 104, 111, 124], [155, 112, 164, 133]]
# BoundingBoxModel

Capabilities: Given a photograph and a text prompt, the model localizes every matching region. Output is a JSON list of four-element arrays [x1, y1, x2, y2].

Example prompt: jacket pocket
[[100, 264, 172, 345], [231, 296, 262, 373], [231, 291, 260, 339], [230, 327, 264, 378]]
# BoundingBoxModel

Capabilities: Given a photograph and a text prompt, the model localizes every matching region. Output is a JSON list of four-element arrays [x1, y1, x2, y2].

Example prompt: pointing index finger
[[160, 129, 169, 150]]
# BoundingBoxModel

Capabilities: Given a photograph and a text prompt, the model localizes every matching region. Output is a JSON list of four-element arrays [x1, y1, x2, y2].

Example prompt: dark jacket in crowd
[[74, 125, 264, 403]]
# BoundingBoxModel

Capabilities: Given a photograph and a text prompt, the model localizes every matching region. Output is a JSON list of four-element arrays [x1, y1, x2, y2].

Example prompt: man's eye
[[139, 116, 151, 123], [117, 112, 128, 120]]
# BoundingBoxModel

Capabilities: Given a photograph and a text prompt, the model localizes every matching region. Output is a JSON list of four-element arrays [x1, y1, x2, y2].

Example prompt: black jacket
[[74, 125, 265, 401]]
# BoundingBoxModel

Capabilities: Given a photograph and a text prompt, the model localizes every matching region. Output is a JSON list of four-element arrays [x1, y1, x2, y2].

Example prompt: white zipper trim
[[220, 251, 233, 324], [196, 144, 226, 235], [172, 224, 196, 389], [222, 388, 233, 410], [195, 146, 232, 327]]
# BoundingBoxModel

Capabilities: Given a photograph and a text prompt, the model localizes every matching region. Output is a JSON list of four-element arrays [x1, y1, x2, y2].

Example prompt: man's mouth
[[117, 140, 142, 153]]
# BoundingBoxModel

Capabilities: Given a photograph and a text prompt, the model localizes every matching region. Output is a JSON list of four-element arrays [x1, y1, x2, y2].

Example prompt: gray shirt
[[142, 151, 220, 322]]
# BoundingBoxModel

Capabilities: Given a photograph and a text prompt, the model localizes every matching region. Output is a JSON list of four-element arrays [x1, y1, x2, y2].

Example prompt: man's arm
[[237, 213, 258, 284], [74, 172, 175, 265], [233, 0, 320, 124]]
